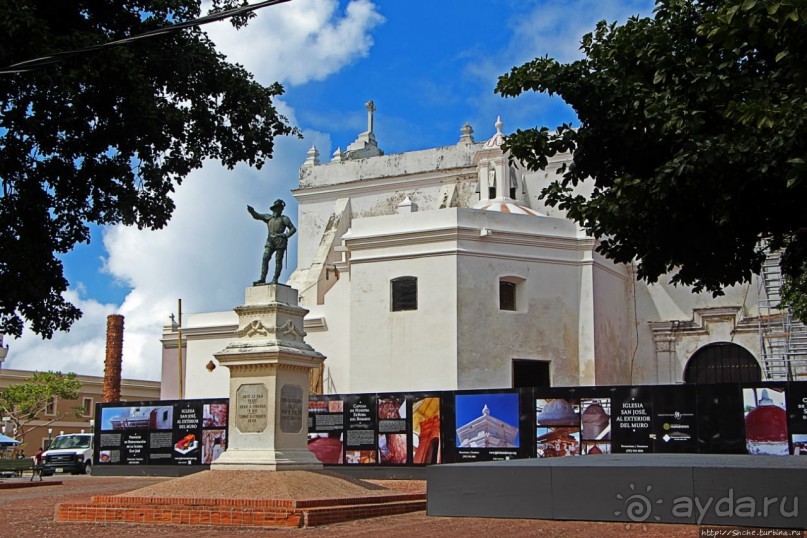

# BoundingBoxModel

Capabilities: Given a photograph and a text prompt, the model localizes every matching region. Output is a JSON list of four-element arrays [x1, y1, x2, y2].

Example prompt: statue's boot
[[254, 258, 269, 286]]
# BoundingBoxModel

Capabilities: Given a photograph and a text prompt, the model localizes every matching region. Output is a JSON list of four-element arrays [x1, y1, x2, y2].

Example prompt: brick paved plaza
[[0, 474, 705, 537]]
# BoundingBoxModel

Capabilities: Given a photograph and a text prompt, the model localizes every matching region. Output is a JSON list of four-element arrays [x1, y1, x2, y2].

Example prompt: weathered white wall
[[636, 278, 762, 382], [294, 143, 481, 271], [342, 210, 459, 393], [187, 312, 236, 400], [591, 256, 636, 385], [453, 210, 586, 388], [303, 277, 352, 394]]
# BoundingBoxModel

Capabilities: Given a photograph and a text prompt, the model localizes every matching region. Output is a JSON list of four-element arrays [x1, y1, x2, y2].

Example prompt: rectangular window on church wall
[[500, 281, 516, 311], [391, 277, 418, 311]]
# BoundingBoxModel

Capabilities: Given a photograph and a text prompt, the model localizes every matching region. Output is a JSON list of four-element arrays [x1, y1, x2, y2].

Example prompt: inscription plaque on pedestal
[[236, 383, 268, 433], [280, 384, 303, 433]]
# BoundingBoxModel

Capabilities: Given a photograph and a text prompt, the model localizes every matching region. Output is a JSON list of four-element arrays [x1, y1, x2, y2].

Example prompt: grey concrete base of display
[[427, 455, 807, 529]]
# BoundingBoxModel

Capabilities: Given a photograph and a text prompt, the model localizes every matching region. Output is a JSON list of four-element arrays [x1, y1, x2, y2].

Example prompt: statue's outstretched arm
[[247, 205, 265, 221]]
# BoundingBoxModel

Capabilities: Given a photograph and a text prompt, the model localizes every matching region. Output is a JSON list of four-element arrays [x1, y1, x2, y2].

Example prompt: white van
[[42, 433, 93, 475]]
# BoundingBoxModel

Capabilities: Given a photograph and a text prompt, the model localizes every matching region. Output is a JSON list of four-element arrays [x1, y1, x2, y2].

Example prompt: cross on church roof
[[365, 100, 376, 134]]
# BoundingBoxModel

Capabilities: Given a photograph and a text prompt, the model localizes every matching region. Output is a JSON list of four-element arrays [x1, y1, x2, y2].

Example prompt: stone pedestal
[[211, 284, 325, 471]]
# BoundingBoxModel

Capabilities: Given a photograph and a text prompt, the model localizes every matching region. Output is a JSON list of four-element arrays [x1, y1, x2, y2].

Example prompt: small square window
[[391, 277, 418, 311], [500, 281, 517, 311]]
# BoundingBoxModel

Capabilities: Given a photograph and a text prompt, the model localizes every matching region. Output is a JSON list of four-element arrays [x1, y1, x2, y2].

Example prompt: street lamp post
[[47, 428, 52, 449], [89, 419, 95, 433]]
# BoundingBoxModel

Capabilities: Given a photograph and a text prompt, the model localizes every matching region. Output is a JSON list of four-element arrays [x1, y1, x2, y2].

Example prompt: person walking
[[31, 447, 44, 482]]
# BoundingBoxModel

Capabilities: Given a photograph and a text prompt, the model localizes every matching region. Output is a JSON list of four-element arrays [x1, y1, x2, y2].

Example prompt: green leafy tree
[[496, 0, 807, 315], [0, 1, 297, 339], [0, 371, 82, 448]]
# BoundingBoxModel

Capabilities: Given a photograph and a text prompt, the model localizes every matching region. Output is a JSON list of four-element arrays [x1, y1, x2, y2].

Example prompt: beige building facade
[[0, 368, 160, 456]]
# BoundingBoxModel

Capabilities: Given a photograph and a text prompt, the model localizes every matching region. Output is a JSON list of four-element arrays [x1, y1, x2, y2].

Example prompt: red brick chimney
[[103, 314, 124, 402]]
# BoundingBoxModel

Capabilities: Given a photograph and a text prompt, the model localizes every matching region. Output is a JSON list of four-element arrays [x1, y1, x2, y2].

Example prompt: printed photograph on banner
[[581, 440, 611, 455], [412, 397, 441, 464], [201, 429, 226, 464], [345, 450, 376, 464], [98, 449, 119, 464], [455, 392, 520, 448], [580, 398, 611, 441], [792, 434, 807, 456], [101, 405, 173, 431], [203, 404, 227, 428], [536, 398, 580, 426], [743, 386, 789, 455], [377, 395, 408, 464], [378, 433, 407, 464], [536, 426, 580, 458], [307, 433, 344, 464]]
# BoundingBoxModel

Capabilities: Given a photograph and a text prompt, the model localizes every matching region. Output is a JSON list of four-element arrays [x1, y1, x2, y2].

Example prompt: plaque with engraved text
[[280, 384, 303, 433], [236, 383, 268, 433]]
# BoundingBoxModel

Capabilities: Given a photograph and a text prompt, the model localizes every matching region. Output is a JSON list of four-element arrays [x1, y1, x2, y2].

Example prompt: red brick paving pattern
[[0, 474, 702, 538]]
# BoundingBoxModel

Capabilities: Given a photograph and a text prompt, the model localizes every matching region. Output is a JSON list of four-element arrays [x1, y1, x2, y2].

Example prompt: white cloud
[[463, 0, 654, 133], [507, 0, 653, 64], [6, 290, 116, 377], [204, 0, 385, 86]]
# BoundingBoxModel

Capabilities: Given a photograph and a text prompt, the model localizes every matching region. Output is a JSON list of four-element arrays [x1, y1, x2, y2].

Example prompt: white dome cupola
[[473, 116, 544, 216]]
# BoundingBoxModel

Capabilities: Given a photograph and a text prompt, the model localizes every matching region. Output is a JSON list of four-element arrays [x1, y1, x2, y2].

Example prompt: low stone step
[[55, 492, 427, 529]]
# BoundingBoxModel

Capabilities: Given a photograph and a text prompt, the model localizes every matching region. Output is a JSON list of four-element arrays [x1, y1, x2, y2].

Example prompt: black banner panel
[[651, 385, 698, 453], [695, 383, 746, 454], [377, 394, 408, 465], [787, 383, 807, 455], [611, 386, 654, 454], [98, 381, 807, 472], [343, 394, 378, 464], [305, 381, 807, 466], [307, 394, 346, 464], [95, 399, 228, 469], [439, 389, 532, 463]]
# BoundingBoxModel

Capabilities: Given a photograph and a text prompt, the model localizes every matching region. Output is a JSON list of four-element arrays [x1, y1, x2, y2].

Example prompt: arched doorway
[[683, 342, 761, 383]]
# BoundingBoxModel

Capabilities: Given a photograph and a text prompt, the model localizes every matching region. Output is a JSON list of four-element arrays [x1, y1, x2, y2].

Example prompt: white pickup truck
[[41, 433, 94, 475]]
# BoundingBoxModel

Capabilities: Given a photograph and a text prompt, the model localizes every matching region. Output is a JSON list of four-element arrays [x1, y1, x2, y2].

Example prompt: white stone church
[[160, 103, 773, 400]]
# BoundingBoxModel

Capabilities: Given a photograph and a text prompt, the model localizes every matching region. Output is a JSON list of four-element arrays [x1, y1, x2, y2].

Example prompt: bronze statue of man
[[248, 199, 296, 285]]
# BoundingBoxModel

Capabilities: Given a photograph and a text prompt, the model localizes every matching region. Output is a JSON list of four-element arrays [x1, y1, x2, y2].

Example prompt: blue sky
[[6, 0, 654, 380]]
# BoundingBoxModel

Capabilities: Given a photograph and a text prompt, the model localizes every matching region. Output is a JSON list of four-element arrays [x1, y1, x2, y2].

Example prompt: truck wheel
[[84, 462, 92, 475]]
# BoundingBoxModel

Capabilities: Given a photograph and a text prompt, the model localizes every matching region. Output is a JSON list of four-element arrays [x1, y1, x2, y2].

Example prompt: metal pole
[[177, 299, 184, 400]]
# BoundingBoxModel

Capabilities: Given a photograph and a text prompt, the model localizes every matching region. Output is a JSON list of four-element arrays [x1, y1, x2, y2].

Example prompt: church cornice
[[648, 306, 759, 340], [293, 169, 477, 203], [345, 226, 594, 253]]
